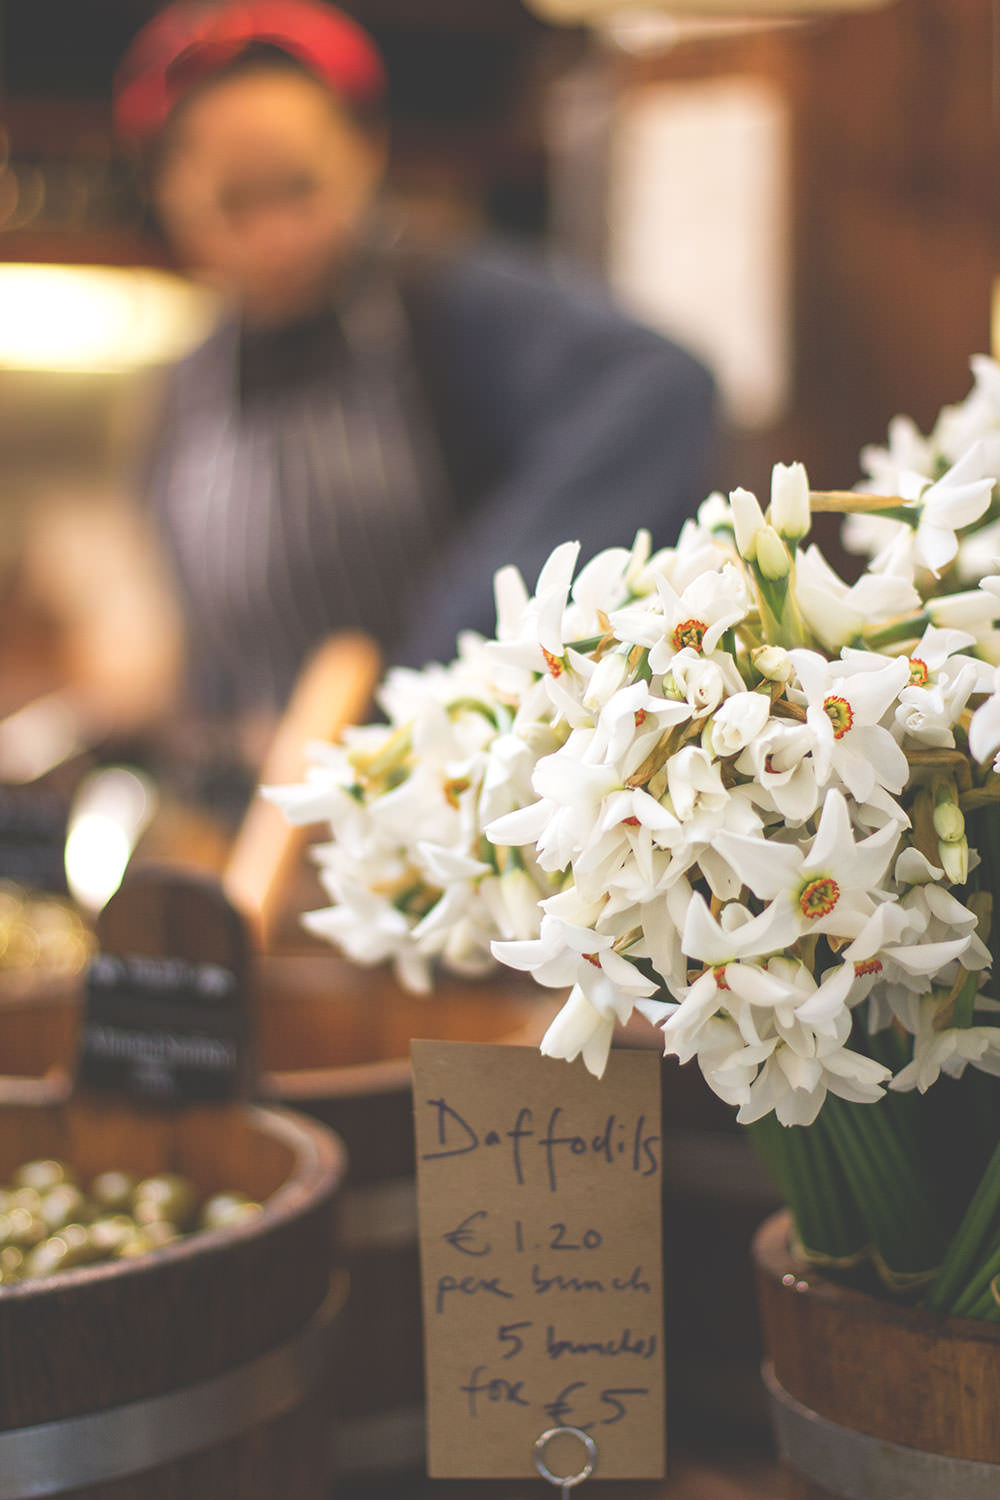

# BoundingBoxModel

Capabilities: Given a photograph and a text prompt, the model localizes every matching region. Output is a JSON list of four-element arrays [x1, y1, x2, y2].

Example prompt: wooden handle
[[223, 632, 381, 951]]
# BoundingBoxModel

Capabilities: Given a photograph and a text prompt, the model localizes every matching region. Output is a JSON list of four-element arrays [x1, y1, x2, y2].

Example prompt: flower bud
[[709, 691, 771, 757], [939, 838, 969, 885], [770, 462, 811, 542], [672, 653, 725, 714], [755, 525, 791, 581], [730, 487, 766, 560], [582, 651, 629, 711], [752, 645, 793, 683], [932, 800, 965, 844]]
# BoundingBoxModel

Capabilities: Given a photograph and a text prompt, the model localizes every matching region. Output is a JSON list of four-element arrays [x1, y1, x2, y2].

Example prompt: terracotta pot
[[753, 1208, 1000, 1499]]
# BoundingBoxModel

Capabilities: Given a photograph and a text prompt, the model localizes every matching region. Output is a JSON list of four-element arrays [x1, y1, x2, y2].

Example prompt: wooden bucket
[[0, 1079, 347, 1500], [754, 1208, 1000, 1499], [0, 974, 80, 1079], [255, 953, 553, 1477]]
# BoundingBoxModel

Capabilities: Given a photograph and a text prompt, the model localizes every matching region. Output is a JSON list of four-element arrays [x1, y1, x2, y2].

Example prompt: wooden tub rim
[[261, 1002, 555, 1103], [754, 1208, 1000, 1350]]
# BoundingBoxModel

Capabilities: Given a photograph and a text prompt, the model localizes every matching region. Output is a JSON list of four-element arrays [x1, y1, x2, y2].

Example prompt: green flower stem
[[446, 698, 499, 727], [958, 1271, 1000, 1321], [820, 1097, 945, 1274], [926, 1139, 1000, 1313], [801, 1122, 868, 1258], [950, 1239, 1000, 1318], [749, 1116, 825, 1248], [749, 1115, 866, 1259], [969, 804, 1000, 1005], [863, 612, 931, 649], [753, 566, 810, 650]]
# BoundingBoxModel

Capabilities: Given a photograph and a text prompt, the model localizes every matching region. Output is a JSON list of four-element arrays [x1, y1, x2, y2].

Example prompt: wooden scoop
[[222, 632, 381, 952]]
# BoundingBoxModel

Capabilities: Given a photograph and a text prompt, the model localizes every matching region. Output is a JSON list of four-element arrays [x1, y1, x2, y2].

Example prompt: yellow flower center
[[443, 777, 471, 809], [823, 694, 854, 740], [799, 875, 840, 920], [542, 648, 564, 678], [583, 952, 602, 968], [907, 657, 929, 687], [854, 958, 883, 977], [713, 965, 730, 991], [672, 618, 707, 653]]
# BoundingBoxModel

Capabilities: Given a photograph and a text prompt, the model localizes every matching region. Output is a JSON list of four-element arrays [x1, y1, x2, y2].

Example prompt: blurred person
[[107, 0, 715, 733]]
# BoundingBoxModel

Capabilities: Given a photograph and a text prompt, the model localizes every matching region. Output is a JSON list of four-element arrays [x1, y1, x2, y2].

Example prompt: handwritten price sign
[[412, 1040, 665, 1479]]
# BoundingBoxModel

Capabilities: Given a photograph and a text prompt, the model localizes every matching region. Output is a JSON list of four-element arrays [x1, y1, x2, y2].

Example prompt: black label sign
[[78, 952, 247, 1103]]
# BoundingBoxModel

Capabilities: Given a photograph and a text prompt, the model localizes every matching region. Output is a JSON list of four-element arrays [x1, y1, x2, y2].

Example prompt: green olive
[[0, 1245, 24, 1278], [142, 1220, 180, 1249], [115, 1231, 156, 1260], [134, 1175, 198, 1229], [0, 1156, 267, 1289], [89, 1171, 137, 1214], [88, 1215, 137, 1256], [23, 1236, 70, 1279], [6, 1208, 47, 1248], [227, 1201, 262, 1227], [8, 1187, 44, 1215], [14, 1160, 74, 1193], [199, 1191, 253, 1230], [40, 1185, 91, 1232], [57, 1224, 100, 1268]]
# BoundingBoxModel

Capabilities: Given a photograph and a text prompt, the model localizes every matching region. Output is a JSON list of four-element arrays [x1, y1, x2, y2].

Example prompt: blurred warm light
[[0, 694, 83, 785], [529, 0, 894, 18], [0, 264, 215, 374], [64, 767, 156, 914], [610, 77, 790, 429], [601, 12, 804, 48]]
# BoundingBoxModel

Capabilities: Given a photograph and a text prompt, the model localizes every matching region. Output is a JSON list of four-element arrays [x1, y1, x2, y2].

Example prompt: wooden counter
[[337, 1447, 787, 1499]]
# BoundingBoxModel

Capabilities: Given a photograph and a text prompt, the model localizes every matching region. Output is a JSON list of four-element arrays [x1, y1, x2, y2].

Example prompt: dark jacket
[[397, 242, 717, 664], [147, 239, 717, 708]]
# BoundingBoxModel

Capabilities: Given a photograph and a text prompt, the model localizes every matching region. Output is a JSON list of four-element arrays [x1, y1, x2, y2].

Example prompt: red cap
[[113, 1, 386, 143]]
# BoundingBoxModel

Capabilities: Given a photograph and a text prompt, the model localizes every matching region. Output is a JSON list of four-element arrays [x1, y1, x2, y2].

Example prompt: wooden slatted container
[[754, 1209, 1000, 1499], [0, 1079, 347, 1500]]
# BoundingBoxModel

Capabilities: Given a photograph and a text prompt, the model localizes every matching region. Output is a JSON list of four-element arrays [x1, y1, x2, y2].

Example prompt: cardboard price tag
[[413, 1040, 665, 1480]]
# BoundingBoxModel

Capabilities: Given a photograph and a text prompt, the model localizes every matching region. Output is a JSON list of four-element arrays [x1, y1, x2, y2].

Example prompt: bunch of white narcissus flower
[[846, 354, 1000, 591], [273, 438, 1000, 1127]]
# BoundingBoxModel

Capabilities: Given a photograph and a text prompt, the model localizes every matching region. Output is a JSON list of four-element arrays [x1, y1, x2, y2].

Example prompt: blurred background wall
[[0, 0, 996, 683]]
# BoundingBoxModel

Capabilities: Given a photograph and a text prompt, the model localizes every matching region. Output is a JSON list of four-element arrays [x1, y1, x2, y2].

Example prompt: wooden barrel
[[255, 953, 553, 1478], [754, 1209, 1000, 1499], [0, 1079, 347, 1500], [0, 973, 81, 1081]]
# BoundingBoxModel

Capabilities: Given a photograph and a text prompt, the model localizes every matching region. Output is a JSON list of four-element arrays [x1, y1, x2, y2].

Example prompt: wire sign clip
[[535, 1426, 598, 1499]]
